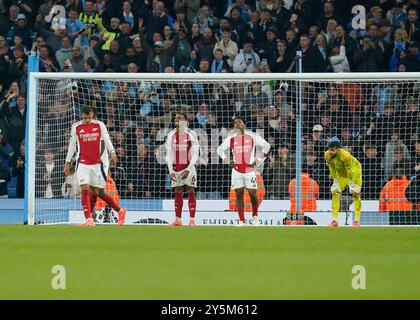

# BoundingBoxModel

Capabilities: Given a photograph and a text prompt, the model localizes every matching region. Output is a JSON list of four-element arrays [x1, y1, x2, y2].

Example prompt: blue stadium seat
[[9, 177, 17, 188], [8, 187, 17, 198]]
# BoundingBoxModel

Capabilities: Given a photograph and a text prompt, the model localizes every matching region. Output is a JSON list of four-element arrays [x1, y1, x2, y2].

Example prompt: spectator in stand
[[405, 167, 420, 210], [9, 13, 32, 49], [386, 28, 409, 72], [118, 1, 137, 28], [139, 17, 179, 73], [315, 33, 329, 64], [410, 139, 420, 177], [367, 6, 385, 27], [242, 81, 269, 112], [36, 150, 63, 198], [195, 26, 216, 61], [12, 139, 24, 198], [404, 40, 420, 71], [213, 27, 238, 70], [311, 124, 325, 160], [269, 39, 292, 72], [0, 151, 9, 198], [84, 56, 96, 72], [55, 36, 72, 70], [384, 132, 412, 182], [78, 0, 103, 38], [69, 46, 85, 72], [293, 34, 326, 72], [174, 0, 200, 25], [315, 0, 342, 31], [179, 49, 199, 73], [210, 48, 229, 73], [353, 36, 385, 72], [172, 7, 191, 34], [397, 96, 420, 149], [258, 25, 278, 60], [329, 40, 350, 72], [233, 37, 260, 73], [272, 85, 292, 117], [332, 24, 357, 70], [173, 27, 190, 72], [360, 142, 383, 200], [188, 22, 202, 47], [390, 2, 408, 29], [0, 92, 25, 154], [35, 16, 74, 53], [225, 0, 252, 22], [0, 127, 13, 169], [322, 19, 337, 45], [130, 36, 147, 71], [405, 7, 420, 42], [66, 7, 87, 46], [5, 4, 19, 31], [267, 144, 295, 199], [193, 4, 218, 34]]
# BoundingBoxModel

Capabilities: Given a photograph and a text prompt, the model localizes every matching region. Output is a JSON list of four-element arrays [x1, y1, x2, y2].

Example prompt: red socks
[[100, 193, 121, 212], [188, 192, 196, 218], [175, 192, 183, 218], [252, 203, 259, 217], [81, 189, 91, 219], [90, 190, 98, 212], [237, 206, 245, 222]]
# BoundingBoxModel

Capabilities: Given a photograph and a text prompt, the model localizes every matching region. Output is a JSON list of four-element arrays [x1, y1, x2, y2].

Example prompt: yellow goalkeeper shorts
[[331, 169, 362, 194]]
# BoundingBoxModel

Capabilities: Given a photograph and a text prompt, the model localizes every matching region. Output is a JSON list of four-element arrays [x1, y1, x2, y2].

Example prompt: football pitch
[[1, 225, 420, 299]]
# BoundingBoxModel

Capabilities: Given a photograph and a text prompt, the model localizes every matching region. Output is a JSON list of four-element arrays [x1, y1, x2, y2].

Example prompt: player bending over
[[165, 113, 199, 227], [325, 137, 362, 228], [64, 106, 126, 227], [217, 117, 270, 226]]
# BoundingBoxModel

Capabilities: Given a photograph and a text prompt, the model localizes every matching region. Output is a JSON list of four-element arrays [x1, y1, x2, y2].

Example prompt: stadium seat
[[7, 187, 16, 198]]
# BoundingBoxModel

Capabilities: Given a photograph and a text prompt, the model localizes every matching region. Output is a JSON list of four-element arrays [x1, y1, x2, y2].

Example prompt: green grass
[[1, 225, 420, 299]]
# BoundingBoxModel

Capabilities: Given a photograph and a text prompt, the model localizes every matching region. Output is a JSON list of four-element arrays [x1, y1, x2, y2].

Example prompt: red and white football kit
[[66, 120, 115, 188], [217, 130, 270, 189], [165, 128, 199, 188]]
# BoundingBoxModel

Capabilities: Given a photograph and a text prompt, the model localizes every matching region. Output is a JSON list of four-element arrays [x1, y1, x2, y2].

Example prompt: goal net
[[27, 72, 420, 226]]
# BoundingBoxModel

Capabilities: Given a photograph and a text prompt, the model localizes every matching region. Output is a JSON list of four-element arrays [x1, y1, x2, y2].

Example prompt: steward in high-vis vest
[[95, 175, 120, 210], [229, 172, 265, 212], [379, 170, 412, 212], [288, 172, 319, 212]]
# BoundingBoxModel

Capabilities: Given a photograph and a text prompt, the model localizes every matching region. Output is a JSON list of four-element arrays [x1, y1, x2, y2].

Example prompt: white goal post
[[26, 71, 420, 226]]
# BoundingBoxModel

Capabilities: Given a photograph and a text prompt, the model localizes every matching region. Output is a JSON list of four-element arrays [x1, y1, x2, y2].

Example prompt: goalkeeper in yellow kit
[[325, 137, 362, 228]]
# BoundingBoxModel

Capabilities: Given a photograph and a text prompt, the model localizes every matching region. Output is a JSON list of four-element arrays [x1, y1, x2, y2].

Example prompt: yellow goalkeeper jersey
[[324, 148, 362, 181]]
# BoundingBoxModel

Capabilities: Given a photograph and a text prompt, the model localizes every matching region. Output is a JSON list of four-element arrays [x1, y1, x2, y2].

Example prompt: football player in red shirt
[[218, 117, 270, 226], [165, 113, 200, 226], [64, 106, 126, 226]]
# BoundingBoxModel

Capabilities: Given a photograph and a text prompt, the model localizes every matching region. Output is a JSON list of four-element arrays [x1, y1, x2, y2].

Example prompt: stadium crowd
[[0, 0, 419, 205]]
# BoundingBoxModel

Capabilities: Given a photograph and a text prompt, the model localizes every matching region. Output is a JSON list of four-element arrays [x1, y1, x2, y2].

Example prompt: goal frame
[[26, 61, 420, 225]]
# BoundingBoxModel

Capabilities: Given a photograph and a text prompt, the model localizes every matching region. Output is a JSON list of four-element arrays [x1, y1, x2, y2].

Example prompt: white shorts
[[172, 166, 197, 188], [76, 163, 107, 188], [99, 163, 109, 189], [231, 169, 258, 190]]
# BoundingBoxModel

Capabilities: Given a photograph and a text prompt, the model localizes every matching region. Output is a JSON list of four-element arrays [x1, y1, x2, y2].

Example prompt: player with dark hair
[[65, 106, 125, 226], [165, 113, 200, 226], [217, 117, 270, 226], [325, 136, 363, 227]]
